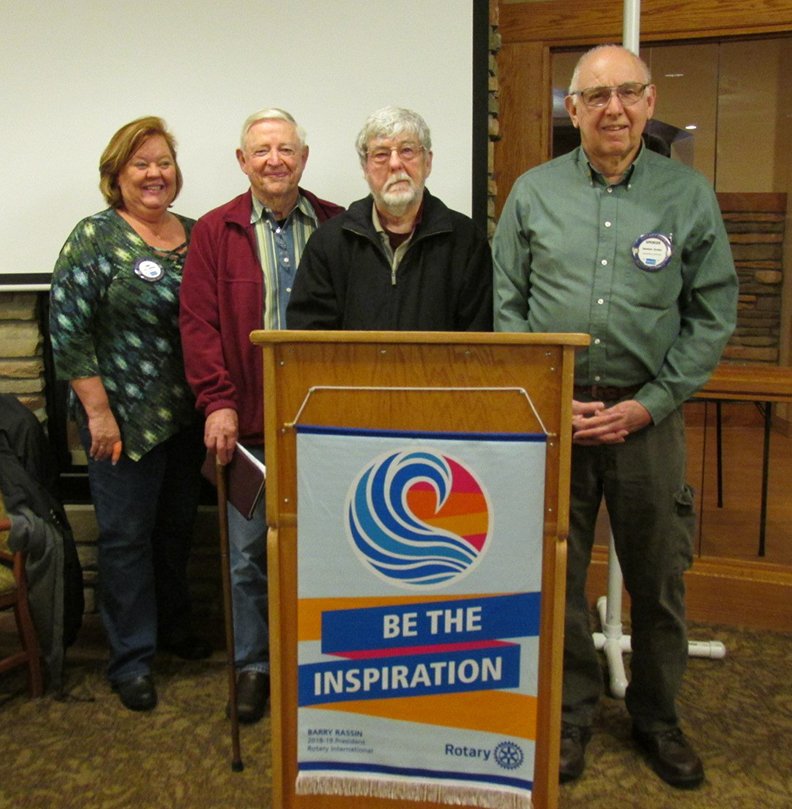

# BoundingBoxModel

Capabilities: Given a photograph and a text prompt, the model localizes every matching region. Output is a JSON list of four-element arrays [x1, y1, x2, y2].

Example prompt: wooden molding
[[717, 191, 788, 213], [586, 545, 792, 632], [499, 1, 792, 45]]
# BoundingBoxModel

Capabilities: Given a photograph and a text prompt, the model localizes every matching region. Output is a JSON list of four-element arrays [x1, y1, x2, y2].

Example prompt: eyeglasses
[[367, 143, 424, 166], [571, 82, 649, 109]]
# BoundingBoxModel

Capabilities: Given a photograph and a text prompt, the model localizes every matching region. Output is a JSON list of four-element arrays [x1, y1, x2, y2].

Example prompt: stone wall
[[719, 192, 786, 364], [0, 292, 45, 415]]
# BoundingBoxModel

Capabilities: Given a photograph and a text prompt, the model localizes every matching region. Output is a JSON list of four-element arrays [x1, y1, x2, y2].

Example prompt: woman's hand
[[70, 376, 122, 462], [85, 408, 122, 461]]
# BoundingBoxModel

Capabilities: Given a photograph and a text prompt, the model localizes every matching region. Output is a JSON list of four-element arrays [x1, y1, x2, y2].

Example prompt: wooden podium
[[250, 330, 588, 809]]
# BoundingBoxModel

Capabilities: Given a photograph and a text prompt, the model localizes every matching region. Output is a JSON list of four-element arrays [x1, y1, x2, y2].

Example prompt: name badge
[[134, 258, 164, 282], [631, 232, 672, 272]]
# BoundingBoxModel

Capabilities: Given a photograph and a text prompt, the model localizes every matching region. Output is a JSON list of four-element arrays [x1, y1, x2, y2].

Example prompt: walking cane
[[216, 454, 244, 772]]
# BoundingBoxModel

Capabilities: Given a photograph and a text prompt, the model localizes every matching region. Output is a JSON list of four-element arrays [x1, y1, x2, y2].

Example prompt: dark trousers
[[563, 408, 695, 733], [82, 424, 204, 684]]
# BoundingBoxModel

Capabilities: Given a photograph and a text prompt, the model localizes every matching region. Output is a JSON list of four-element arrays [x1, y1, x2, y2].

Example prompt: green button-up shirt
[[493, 145, 738, 424]]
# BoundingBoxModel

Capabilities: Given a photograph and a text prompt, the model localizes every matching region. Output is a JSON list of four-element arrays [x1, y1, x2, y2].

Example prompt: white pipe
[[593, 1, 728, 706], [623, 0, 641, 53]]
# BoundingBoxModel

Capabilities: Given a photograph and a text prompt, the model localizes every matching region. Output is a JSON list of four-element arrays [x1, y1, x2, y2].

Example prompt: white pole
[[623, 0, 641, 53], [594, 3, 727, 700], [593, 0, 643, 701]]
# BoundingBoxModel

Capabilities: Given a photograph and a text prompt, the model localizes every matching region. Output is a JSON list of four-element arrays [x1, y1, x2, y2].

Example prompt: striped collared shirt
[[250, 194, 319, 329]]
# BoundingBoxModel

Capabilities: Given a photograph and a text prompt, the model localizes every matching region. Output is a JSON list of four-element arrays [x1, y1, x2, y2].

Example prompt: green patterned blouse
[[50, 208, 198, 461]]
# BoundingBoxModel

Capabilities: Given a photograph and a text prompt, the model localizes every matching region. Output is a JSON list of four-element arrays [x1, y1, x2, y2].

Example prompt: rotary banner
[[294, 426, 547, 809]]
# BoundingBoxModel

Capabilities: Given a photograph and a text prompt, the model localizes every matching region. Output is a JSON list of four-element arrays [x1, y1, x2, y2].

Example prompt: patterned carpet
[[0, 617, 790, 809], [0, 618, 272, 809], [559, 621, 792, 809]]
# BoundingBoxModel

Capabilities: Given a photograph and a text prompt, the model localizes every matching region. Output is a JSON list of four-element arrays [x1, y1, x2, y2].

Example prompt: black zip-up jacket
[[286, 189, 493, 331]]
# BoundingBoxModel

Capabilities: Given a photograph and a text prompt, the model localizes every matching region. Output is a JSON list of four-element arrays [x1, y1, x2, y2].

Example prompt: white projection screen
[[0, 0, 487, 287]]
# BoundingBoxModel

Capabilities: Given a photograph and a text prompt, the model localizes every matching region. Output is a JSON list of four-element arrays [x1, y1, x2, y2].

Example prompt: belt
[[573, 383, 644, 401]]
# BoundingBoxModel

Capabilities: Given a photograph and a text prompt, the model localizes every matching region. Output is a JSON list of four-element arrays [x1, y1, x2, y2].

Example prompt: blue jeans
[[82, 424, 204, 684], [227, 445, 269, 674]]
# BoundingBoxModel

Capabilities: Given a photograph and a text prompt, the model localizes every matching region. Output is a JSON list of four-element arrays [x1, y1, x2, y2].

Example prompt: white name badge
[[631, 232, 672, 271], [134, 258, 164, 282]]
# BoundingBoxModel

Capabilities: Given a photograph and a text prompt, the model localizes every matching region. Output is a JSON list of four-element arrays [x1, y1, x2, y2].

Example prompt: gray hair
[[239, 107, 306, 150], [355, 106, 432, 166], [568, 44, 652, 93]]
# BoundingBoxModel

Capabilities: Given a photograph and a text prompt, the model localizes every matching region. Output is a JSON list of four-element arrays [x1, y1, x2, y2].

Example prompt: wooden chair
[[0, 515, 44, 697]]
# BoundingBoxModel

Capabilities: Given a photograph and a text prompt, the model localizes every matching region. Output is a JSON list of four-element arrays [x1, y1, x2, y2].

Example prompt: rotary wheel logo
[[345, 449, 492, 589], [494, 741, 524, 770]]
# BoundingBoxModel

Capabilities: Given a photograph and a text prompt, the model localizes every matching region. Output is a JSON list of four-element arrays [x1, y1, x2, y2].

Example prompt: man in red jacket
[[180, 108, 343, 723]]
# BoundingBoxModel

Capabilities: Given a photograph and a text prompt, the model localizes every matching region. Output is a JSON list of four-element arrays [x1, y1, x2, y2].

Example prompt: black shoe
[[559, 722, 591, 783], [113, 674, 157, 712], [229, 671, 270, 724], [159, 635, 213, 660], [632, 726, 704, 789]]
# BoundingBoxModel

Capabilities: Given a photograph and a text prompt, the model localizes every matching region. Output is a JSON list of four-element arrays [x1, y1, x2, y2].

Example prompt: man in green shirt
[[493, 44, 737, 789]]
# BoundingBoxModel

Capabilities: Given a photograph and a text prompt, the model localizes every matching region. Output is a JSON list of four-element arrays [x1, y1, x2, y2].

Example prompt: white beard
[[378, 172, 422, 216]]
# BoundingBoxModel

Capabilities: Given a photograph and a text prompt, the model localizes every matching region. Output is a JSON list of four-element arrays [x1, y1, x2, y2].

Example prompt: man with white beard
[[287, 106, 492, 331]]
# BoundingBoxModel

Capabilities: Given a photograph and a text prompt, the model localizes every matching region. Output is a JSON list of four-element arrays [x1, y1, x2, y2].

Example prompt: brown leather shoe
[[559, 722, 591, 783], [232, 671, 270, 724], [632, 727, 704, 789]]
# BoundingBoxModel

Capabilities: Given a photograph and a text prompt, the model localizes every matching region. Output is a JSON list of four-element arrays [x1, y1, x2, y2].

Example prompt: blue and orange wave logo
[[345, 449, 492, 589]]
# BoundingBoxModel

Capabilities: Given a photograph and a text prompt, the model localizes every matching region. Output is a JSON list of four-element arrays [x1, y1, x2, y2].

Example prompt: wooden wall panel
[[494, 41, 549, 214]]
